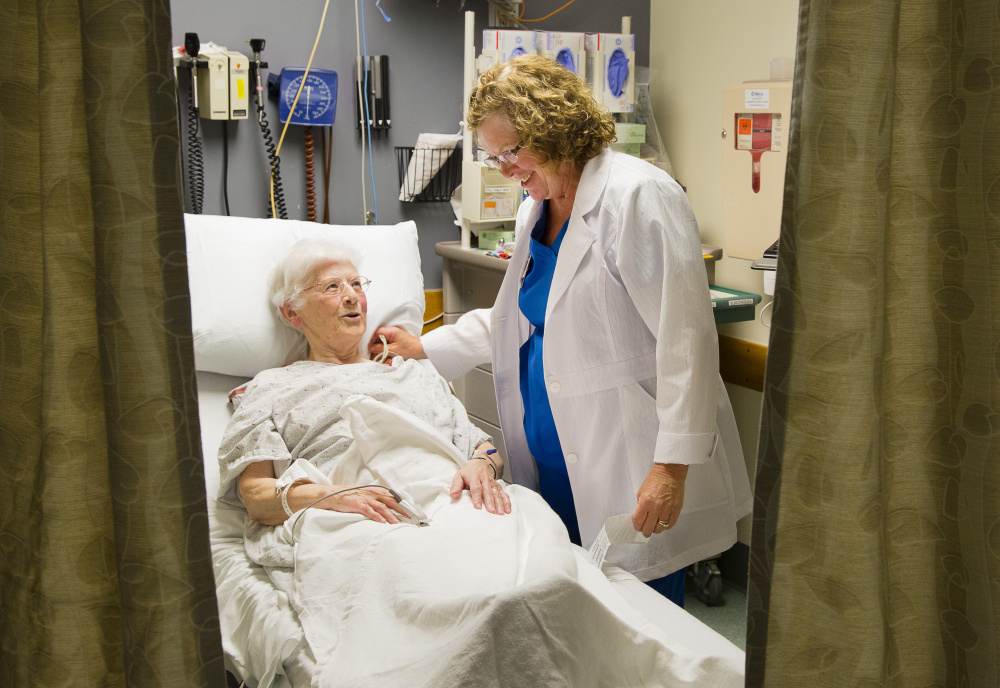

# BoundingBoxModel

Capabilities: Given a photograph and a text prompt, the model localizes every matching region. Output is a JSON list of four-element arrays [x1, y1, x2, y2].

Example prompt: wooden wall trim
[[422, 289, 443, 334], [718, 335, 767, 392]]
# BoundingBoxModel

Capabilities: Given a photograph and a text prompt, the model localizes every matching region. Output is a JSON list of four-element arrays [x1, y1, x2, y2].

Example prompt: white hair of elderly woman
[[269, 237, 363, 326]]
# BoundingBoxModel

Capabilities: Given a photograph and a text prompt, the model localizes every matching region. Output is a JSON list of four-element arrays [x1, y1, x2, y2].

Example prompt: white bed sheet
[[196, 370, 744, 687]]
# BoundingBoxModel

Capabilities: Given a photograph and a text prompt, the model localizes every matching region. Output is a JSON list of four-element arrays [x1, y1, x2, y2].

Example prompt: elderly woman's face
[[477, 116, 575, 202], [289, 260, 368, 349]]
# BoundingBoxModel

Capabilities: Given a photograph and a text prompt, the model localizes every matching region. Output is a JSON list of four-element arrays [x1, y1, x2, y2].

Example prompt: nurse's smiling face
[[476, 116, 579, 203]]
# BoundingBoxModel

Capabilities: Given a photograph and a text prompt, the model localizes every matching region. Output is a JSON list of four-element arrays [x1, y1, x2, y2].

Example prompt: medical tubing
[[304, 126, 317, 222], [353, 0, 370, 221], [359, 0, 378, 223], [174, 77, 187, 198], [471, 456, 497, 479], [256, 100, 288, 219], [322, 128, 332, 223], [270, 0, 331, 217], [186, 99, 204, 214], [288, 484, 403, 536], [222, 120, 231, 216], [504, 0, 579, 22]]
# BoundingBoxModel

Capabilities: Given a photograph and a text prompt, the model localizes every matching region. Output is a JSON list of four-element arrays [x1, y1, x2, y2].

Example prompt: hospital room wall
[[169, 0, 650, 289], [648, 0, 800, 545]]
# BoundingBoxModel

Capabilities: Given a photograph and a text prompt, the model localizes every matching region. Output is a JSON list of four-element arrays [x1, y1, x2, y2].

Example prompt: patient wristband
[[276, 478, 311, 518]]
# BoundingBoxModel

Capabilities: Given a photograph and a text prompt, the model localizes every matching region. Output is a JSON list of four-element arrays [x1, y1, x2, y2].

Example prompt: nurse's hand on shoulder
[[369, 326, 427, 361], [632, 463, 689, 538]]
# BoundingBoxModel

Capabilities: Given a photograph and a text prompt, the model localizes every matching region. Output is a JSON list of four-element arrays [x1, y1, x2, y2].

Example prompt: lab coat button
[[550, 381, 561, 394], [566, 453, 578, 464]]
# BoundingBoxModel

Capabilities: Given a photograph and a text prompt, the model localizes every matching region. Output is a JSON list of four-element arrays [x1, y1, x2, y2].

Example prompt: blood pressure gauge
[[278, 68, 338, 126]]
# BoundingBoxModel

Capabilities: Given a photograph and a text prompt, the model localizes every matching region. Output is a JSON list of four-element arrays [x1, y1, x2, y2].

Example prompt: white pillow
[[185, 214, 425, 378]]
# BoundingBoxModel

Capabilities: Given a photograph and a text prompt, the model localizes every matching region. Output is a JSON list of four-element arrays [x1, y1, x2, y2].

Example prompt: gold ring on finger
[[657, 519, 669, 528]]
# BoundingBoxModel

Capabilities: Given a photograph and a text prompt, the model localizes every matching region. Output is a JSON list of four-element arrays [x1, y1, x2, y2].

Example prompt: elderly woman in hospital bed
[[223, 238, 509, 536], [215, 237, 743, 687]]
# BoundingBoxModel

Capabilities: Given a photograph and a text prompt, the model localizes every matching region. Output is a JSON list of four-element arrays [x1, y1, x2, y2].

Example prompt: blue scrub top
[[518, 202, 582, 546]]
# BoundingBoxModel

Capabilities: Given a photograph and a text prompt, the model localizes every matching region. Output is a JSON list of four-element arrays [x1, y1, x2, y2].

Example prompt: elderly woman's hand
[[239, 461, 411, 526], [369, 326, 426, 361], [449, 446, 511, 515], [632, 463, 688, 537], [290, 482, 411, 525]]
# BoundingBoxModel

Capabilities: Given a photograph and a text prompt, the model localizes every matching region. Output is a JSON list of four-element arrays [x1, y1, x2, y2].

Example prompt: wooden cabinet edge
[[718, 335, 767, 392]]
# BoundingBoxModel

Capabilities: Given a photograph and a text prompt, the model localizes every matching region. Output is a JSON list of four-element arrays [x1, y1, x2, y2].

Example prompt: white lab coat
[[424, 148, 752, 580]]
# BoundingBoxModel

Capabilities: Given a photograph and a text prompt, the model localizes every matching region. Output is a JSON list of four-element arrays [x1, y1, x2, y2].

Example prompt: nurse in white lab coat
[[371, 55, 752, 605]]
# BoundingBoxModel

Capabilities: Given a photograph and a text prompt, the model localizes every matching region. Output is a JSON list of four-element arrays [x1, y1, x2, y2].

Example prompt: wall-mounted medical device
[[721, 62, 793, 260], [354, 56, 390, 138], [279, 68, 338, 126], [461, 161, 522, 223], [277, 67, 337, 223], [537, 31, 586, 78], [195, 42, 249, 120], [585, 33, 635, 113]]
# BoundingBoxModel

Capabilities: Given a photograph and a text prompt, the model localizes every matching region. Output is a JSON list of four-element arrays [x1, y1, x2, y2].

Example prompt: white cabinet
[[437, 241, 509, 469]]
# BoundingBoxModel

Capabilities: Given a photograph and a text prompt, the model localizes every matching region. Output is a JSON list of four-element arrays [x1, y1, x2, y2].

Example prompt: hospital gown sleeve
[[614, 178, 719, 466], [418, 360, 491, 459], [217, 374, 292, 506]]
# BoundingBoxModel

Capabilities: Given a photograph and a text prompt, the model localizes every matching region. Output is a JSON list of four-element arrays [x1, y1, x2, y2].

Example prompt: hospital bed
[[186, 214, 745, 687]]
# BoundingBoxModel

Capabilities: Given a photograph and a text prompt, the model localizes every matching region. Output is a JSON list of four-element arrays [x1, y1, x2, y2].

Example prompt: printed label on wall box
[[745, 88, 770, 109], [481, 192, 514, 219], [735, 113, 782, 152]]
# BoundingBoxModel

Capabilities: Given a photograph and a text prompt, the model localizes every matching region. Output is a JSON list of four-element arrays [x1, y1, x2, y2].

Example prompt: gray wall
[[170, 0, 650, 288]]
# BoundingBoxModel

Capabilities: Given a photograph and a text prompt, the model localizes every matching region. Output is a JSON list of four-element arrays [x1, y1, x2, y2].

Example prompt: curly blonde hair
[[467, 54, 616, 168]]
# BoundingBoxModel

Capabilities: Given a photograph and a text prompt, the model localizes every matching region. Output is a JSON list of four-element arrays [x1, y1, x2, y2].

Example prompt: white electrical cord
[[759, 300, 773, 327], [354, 0, 371, 222]]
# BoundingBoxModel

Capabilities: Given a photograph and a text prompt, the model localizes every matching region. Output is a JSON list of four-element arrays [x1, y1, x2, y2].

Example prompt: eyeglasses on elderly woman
[[303, 276, 371, 297], [481, 142, 523, 170]]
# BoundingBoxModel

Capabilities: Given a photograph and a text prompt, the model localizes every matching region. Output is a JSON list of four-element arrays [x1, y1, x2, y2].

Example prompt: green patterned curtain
[[748, 1, 1000, 686], [0, 1, 224, 685]]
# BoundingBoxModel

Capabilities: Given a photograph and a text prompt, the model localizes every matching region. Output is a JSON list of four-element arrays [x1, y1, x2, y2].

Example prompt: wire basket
[[395, 146, 462, 202]]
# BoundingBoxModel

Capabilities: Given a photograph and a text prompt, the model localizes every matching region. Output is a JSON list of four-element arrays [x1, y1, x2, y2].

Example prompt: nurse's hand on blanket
[[632, 463, 689, 538], [369, 326, 426, 361], [449, 443, 511, 515]]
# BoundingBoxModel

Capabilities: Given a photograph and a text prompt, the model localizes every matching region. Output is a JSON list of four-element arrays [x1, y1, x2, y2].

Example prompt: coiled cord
[[186, 100, 204, 214], [257, 95, 288, 219], [304, 125, 317, 222]]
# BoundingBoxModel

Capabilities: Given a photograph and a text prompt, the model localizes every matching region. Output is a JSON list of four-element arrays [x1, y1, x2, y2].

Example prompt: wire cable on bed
[[287, 484, 404, 535]]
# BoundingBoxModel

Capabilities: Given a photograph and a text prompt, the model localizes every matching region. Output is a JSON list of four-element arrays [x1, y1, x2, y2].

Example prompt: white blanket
[[279, 396, 742, 688]]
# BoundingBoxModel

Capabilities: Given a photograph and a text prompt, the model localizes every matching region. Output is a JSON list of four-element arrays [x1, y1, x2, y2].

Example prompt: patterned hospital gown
[[217, 358, 490, 574]]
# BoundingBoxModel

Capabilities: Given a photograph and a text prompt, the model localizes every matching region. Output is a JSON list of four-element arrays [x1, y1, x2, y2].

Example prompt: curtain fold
[[748, 1, 1000, 686], [0, 1, 224, 685]]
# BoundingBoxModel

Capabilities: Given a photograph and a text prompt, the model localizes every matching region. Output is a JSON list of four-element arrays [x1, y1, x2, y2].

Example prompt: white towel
[[398, 132, 462, 201]]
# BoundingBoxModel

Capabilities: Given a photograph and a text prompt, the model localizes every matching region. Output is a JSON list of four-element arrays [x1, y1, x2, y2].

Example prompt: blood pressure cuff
[[607, 48, 630, 97]]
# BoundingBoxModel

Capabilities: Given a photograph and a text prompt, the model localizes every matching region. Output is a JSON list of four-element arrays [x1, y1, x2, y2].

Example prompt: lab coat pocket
[[619, 382, 729, 515], [619, 381, 662, 492]]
